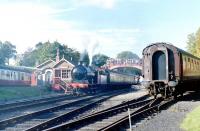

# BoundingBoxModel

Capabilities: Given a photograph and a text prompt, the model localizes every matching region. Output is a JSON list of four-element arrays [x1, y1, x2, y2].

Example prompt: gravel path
[[133, 93, 200, 131], [70, 87, 148, 120]]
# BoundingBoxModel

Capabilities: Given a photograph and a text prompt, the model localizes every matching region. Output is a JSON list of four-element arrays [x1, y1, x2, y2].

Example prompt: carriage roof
[[0, 65, 35, 73], [142, 42, 200, 60]]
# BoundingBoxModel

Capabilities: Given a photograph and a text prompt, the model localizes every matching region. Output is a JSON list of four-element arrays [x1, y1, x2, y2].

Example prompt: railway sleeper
[[5, 127, 26, 131], [16, 123, 34, 128]]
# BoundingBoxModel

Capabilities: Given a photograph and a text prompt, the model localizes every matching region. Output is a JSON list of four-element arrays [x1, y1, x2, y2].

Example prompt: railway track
[[45, 96, 175, 131], [0, 89, 129, 131], [0, 94, 77, 113], [0, 94, 91, 122]]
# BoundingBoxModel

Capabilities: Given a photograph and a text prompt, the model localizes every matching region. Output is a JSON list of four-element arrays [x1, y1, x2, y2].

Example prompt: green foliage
[[45, 83, 52, 91], [186, 28, 200, 57], [18, 48, 37, 66], [117, 51, 140, 60], [19, 41, 80, 67], [0, 86, 53, 101], [92, 54, 109, 67], [180, 106, 200, 131], [0, 41, 17, 65], [112, 67, 141, 75]]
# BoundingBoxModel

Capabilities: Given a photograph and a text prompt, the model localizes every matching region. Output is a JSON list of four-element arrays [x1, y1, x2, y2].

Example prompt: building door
[[45, 71, 52, 84]]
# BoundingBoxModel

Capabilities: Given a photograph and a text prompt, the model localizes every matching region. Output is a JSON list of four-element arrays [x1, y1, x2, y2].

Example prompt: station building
[[0, 49, 74, 90], [36, 49, 74, 87]]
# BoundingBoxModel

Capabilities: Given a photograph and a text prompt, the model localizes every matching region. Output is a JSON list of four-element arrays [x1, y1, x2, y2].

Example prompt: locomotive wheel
[[173, 93, 177, 99]]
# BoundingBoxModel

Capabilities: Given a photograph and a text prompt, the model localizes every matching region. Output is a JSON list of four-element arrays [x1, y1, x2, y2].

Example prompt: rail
[[44, 95, 151, 131], [0, 89, 128, 130]]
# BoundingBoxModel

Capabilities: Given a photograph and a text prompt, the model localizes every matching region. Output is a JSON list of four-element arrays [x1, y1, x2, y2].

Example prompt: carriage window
[[13, 72, 16, 80], [188, 58, 190, 62], [11, 72, 13, 79], [1, 70, 5, 79], [6, 71, 10, 79], [21, 73, 24, 80]]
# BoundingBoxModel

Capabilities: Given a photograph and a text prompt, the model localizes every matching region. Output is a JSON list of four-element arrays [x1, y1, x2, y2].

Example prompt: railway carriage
[[142, 42, 200, 98], [0, 65, 34, 86]]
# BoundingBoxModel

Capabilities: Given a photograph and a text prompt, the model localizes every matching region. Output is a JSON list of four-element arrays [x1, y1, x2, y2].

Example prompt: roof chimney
[[56, 48, 60, 63]]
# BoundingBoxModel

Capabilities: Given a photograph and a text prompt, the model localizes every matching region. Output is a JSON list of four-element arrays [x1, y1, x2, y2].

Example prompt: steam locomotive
[[69, 61, 141, 94]]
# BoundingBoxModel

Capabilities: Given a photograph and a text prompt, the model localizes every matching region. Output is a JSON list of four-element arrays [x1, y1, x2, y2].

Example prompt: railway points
[[131, 91, 200, 131], [0, 88, 145, 131]]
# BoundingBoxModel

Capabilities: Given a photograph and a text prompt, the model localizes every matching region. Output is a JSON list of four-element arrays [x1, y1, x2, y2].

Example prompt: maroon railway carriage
[[0, 65, 36, 86], [142, 42, 200, 98]]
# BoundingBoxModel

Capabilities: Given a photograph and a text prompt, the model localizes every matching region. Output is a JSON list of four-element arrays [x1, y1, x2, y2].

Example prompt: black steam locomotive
[[142, 42, 200, 98], [69, 61, 141, 94]]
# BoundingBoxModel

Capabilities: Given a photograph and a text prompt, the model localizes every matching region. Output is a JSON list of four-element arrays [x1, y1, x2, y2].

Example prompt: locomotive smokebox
[[71, 64, 87, 81]]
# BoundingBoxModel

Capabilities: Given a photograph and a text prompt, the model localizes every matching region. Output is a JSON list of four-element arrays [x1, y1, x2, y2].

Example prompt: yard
[[0, 86, 57, 102], [181, 105, 200, 131]]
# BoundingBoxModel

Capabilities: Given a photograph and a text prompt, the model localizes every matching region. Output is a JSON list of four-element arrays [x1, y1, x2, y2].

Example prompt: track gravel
[[133, 93, 200, 131]]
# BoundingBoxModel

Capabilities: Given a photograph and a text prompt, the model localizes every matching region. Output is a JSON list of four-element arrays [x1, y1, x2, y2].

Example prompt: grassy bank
[[0, 86, 56, 102], [180, 106, 200, 131]]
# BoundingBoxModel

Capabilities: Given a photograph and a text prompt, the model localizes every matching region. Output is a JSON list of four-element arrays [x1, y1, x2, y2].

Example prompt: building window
[[55, 70, 61, 77], [62, 70, 67, 78], [67, 70, 70, 78]]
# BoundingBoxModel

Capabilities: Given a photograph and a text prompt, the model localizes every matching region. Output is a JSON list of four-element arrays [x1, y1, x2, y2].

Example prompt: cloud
[[72, 0, 116, 9], [70, 0, 150, 10], [0, 1, 141, 58], [0, 2, 76, 53], [97, 28, 140, 33]]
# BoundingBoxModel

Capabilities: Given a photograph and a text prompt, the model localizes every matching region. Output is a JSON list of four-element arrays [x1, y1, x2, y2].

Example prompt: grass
[[180, 106, 200, 131], [0, 86, 55, 102]]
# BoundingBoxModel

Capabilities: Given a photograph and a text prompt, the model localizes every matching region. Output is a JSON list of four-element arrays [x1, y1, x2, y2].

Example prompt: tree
[[186, 33, 196, 55], [19, 48, 37, 66], [0, 41, 17, 65], [117, 51, 140, 60], [186, 28, 200, 57], [92, 54, 109, 67], [19, 41, 80, 67]]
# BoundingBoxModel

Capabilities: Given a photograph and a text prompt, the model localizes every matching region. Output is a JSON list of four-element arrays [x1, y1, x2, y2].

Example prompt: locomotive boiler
[[142, 42, 200, 98]]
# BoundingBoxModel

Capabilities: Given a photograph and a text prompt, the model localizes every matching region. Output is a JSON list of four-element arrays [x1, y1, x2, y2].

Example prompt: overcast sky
[[0, 0, 200, 58]]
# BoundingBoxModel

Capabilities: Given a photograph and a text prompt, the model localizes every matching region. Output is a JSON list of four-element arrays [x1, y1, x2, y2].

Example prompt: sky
[[0, 0, 200, 58]]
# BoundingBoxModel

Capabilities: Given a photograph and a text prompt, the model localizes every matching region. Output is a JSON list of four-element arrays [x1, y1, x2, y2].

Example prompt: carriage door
[[152, 50, 167, 80]]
